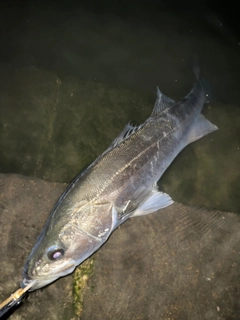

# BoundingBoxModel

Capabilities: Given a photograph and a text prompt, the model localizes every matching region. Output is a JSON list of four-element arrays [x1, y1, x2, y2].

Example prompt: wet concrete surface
[[0, 174, 75, 320], [0, 64, 239, 214], [81, 203, 240, 320], [1, 173, 240, 319]]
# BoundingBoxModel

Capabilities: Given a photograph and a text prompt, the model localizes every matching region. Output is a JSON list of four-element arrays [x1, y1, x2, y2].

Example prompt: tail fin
[[192, 55, 200, 80], [192, 56, 213, 103]]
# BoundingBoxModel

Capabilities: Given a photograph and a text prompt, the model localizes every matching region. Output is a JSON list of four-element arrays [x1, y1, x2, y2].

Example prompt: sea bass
[[22, 69, 218, 291]]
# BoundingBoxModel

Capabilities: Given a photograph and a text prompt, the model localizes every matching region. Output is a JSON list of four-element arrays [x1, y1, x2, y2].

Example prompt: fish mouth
[[21, 278, 38, 291], [21, 260, 76, 291], [21, 276, 56, 291]]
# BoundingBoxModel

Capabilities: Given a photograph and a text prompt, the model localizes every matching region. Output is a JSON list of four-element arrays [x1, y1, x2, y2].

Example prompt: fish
[[21, 67, 218, 291]]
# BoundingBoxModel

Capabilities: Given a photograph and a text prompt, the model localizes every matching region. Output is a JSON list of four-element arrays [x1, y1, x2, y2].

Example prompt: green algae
[[72, 258, 95, 317]]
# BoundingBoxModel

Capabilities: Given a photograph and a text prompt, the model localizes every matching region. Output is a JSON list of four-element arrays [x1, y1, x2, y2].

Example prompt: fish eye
[[47, 247, 65, 261]]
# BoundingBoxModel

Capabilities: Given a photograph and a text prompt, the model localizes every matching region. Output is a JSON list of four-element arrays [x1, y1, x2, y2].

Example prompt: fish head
[[21, 227, 95, 291], [21, 202, 114, 291]]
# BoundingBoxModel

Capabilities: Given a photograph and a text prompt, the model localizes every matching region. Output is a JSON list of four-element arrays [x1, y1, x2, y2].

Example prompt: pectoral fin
[[131, 189, 173, 217]]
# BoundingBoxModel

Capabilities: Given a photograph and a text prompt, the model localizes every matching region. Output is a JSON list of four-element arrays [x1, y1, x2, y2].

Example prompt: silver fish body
[[22, 70, 218, 291]]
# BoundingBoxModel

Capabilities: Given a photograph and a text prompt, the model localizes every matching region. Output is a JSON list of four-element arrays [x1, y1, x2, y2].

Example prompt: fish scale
[[21, 67, 218, 291]]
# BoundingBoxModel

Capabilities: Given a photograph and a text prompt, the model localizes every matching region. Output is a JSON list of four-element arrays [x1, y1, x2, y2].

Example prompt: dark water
[[0, 3, 239, 210]]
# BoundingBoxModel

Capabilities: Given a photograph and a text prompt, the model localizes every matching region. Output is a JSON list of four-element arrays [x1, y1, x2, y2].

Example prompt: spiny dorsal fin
[[104, 122, 144, 153], [151, 87, 175, 118]]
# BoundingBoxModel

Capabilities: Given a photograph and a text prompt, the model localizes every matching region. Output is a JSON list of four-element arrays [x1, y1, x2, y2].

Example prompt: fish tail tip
[[191, 57, 214, 102], [192, 55, 200, 80], [156, 86, 162, 97]]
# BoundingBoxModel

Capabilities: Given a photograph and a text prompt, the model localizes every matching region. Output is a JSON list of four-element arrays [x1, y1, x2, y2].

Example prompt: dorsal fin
[[103, 122, 144, 154], [150, 87, 175, 118]]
